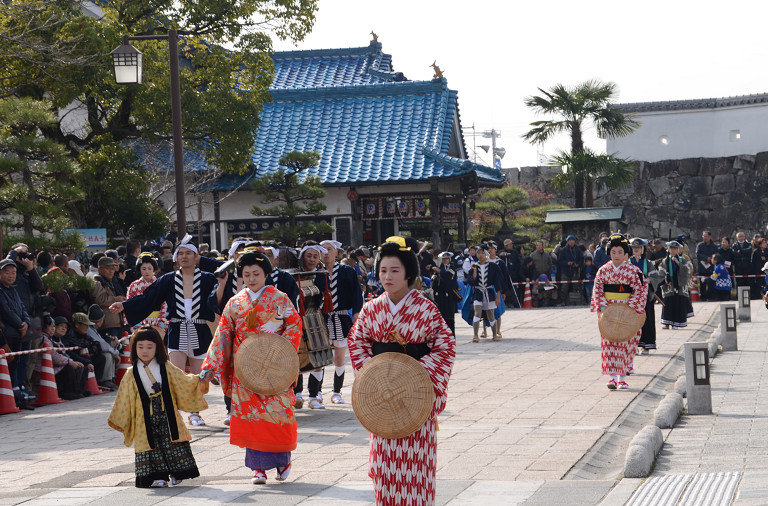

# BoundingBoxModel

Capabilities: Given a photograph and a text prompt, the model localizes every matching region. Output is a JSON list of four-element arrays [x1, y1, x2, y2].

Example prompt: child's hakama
[[108, 360, 208, 487], [348, 289, 455, 506], [660, 255, 692, 329]]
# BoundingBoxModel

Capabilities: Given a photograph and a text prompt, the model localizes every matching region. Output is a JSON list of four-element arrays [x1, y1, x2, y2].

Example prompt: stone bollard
[[737, 286, 751, 322], [684, 342, 712, 415], [720, 303, 738, 351]]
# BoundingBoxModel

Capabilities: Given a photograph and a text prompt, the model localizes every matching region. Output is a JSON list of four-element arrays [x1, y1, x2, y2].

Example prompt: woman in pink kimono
[[590, 234, 647, 390], [348, 237, 455, 506]]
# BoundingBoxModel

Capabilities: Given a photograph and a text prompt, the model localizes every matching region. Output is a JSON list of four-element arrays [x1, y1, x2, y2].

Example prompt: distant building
[[608, 93, 768, 162], [152, 40, 504, 249]]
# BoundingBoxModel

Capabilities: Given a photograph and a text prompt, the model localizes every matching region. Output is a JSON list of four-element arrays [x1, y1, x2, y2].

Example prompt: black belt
[[372, 342, 431, 361], [603, 283, 633, 294]]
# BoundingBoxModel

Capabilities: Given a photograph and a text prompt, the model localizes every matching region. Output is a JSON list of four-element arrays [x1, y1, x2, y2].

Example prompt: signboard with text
[[66, 228, 107, 248]]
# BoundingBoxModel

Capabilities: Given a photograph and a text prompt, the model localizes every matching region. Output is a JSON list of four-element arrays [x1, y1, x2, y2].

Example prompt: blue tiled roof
[[271, 42, 406, 89]]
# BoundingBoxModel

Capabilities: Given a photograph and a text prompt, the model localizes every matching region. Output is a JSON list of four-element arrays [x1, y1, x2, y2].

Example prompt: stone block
[[712, 174, 735, 193], [678, 158, 699, 177], [648, 178, 671, 197], [682, 176, 712, 196], [654, 398, 680, 429], [674, 375, 687, 397], [623, 444, 652, 478], [638, 424, 664, 455], [733, 155, 755, 170], [673, 198, 692, 211], [722, 191, 748, 206], [693, 195, 724, 211]]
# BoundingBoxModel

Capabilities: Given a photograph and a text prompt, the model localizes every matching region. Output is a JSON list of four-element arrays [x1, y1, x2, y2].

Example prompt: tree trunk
[[23, 168, 34, 236], [585, 174, 594, 208], [571, 121, 585, 208]]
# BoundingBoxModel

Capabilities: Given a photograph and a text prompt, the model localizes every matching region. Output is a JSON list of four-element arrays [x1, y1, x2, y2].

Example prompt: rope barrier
[[0, 345, 84, 358]]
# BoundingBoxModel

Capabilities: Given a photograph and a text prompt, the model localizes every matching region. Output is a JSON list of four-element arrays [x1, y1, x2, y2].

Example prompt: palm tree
[[522, 80, 639, 207]]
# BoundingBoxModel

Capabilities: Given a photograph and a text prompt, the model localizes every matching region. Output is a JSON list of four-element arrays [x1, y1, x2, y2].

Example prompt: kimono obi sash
[[604, 283, 633, 301], [372, 341, 431, 361]]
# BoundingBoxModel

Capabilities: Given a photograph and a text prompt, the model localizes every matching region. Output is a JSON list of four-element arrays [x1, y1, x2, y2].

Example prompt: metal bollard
[[737, 286, 751, 322], [720, 303, 738, 351], [684, 342, 712, 415]]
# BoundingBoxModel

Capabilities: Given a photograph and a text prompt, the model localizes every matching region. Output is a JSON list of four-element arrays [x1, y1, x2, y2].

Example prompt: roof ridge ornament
[[430, 61, 444, 79], [370, 31, 378, 43]]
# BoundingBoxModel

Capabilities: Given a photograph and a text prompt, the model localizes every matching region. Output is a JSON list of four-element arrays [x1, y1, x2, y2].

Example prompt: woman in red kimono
[[348, 237, 456, 506], [201, 250, 302, 484], [590, 234, 647, 390]]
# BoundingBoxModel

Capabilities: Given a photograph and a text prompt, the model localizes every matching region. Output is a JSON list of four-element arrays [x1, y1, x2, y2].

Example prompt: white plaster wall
[[607, 104, 768, 162]]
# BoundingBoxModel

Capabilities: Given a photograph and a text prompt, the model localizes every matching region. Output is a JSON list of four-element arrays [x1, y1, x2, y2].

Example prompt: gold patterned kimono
[[108, 362, 208, 453]]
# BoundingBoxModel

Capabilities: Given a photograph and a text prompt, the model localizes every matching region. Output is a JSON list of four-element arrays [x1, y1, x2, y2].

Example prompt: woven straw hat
[[234, 332, 299, 395], [351, 353, 435, 439], [599, 304, 646, 343]]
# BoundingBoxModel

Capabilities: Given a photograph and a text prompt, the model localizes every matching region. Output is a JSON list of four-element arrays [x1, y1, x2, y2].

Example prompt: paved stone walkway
[[0, 302, 728, 505]]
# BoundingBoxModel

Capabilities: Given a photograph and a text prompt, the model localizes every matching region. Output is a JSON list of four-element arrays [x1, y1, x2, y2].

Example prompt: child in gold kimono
[[108, 326, 208, 488]]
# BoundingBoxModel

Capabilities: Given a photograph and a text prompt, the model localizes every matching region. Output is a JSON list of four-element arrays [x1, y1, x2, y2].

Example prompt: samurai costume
[[432, 262, 460, 336], [320, 260, 363, 397], [591, 259, 647, 384], [348, 289, 455, 506], [122, 269, 218, 358], [108, 360, 208, 487], [202, 286, 302, 472], [659, 254, 692, 329], [463, 259, 504, 340], [629, 255, 663, 350]]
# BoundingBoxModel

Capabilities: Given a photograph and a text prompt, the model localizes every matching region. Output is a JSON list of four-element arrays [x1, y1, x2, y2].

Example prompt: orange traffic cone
[[32, 344, 65, 406], [689, 277, 701, 302], [522, 283, 533, 309], [0, 352, 21, 415], [85, 369, 105, 396], [115, 341, 132, 386]]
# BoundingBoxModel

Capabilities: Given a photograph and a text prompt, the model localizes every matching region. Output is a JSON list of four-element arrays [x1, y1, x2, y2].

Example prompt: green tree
[[0, 0, 318, 234], [522, 80, 639, 208], [547, 148, 635, 201], [0, 96, 82, 235], [251, 151, 333, 246], [475, 186, 531, 236]]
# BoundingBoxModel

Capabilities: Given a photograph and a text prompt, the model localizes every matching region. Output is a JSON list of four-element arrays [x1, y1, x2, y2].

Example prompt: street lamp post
[[111, 29, 188, 236]]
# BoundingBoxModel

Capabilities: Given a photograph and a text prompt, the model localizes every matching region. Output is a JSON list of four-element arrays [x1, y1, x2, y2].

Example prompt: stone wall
[[507, 153, 768, 241]]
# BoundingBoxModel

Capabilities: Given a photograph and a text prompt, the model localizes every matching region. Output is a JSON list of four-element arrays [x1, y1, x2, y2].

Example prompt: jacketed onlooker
[[8, 243, 45, 317], [86, 304, 120, 390], [34, 316, 87, 400], [530, 241, 552, 279], [733, 232, 753, 292], [557, 235, 584, 305], [751, 237, 768, 299], [695, 230, 718, 300], [717, 236, 735, 277], [123, 240, 140, 285], [0, 258, 33, 399], [592, 237, 610, 271], [90, 256, 126, 338]]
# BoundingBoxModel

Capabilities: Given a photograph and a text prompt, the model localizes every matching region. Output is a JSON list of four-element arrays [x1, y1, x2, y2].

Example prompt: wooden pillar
[[429, 179, 441, 249]]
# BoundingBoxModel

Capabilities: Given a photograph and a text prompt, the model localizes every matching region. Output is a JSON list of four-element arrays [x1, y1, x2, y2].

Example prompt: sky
[[272, 0, 768, 169]]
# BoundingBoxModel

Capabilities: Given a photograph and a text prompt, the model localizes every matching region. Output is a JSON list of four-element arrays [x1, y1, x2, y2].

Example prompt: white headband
[[263, 246, 278, 257], [173, 233, 199, 262], [298, 244, 327, 259], [319, 240, 342, 250], [228, 240, 248, 258]]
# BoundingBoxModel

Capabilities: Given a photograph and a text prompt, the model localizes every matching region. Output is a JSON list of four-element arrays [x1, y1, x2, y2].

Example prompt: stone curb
[[621, 310, 720, 479]]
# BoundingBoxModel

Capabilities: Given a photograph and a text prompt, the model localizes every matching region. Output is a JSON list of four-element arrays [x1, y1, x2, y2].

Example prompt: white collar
[[246, 286, 267, 301], [387, 289, 416, 315], [137, 358, 161, 395]]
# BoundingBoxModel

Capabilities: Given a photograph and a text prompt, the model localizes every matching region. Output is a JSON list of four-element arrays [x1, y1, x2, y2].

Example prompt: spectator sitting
[[0, 258, 34, 402], [87, 304, 120, 390], [61, 313, 99, 386], [34, 316, 87, 400], [532, 273, 558, 307]]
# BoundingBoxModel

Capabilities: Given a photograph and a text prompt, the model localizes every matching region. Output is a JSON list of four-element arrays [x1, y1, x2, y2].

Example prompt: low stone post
[[737, 286, 751, 322], [684, 342, 712, 415], [720, 303, 738, 351]]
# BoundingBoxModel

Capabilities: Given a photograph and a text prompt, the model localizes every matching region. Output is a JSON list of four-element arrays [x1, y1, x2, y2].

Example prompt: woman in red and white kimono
[[590, 234, 647, 390], [348, 237, 456, 506], [201, 250, 302, 485], [126, 253, 169, 335]]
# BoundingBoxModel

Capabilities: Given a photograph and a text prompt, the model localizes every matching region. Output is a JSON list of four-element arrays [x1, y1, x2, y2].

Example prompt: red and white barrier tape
[[0, 345, 84, 358]]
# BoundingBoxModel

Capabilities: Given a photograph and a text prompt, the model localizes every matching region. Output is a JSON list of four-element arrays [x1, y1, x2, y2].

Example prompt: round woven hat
[[351, 353, 435, 439], [234, 332, 299, 395], [599, 304, 646, 343]]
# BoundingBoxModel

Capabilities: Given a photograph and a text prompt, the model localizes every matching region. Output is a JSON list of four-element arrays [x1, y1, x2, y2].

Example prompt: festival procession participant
[[590, 234, 647, 390], [629, 238, 664, 354], [316, 240, 363, 405], [262, 244, 300, 310], [110, 234, 218, 427], [659, 240, 692, 330], [200, 250, 302, 485], [431, 251, 460, 337], [293, 241, 328, 409], [486, 242, 511, 336], [464, 244, 504, 342], [108, 326, 208, 488], [126, 253, 169, 335], [348, 237, 455, 506]]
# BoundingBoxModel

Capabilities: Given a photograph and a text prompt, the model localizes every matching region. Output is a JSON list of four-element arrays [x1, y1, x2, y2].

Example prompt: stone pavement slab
[[0, 302, 724, 505]]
